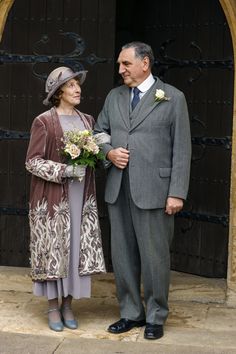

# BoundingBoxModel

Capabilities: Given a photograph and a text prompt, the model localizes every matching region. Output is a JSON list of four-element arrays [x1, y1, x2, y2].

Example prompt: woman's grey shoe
[[48, 308, 64, 332], [61, 306, 78, 330]]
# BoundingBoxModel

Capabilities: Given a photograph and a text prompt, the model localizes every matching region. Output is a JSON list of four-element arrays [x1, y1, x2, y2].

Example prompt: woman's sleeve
[[25, 117, 67, 184]]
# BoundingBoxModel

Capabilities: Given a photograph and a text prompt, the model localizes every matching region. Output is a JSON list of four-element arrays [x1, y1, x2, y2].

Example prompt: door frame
[[0, 0, 13, 42], [1, 0, 236, 305], [219, 0, 236, 306]]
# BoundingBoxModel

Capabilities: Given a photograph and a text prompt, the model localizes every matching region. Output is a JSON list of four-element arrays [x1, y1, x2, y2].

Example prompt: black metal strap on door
[[0, 129, 30, 140], [0, 206, 228, 228], [0, 32, 108, 77], [0, 128, 232, 149], [176, 210, 228, 227], [155, 39, 233, 74], [0, 207, 28, 215], [192, 136, 231, 149]]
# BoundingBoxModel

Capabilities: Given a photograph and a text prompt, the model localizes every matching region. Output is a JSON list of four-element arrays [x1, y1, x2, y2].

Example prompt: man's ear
[[142, 56, 150, 72]]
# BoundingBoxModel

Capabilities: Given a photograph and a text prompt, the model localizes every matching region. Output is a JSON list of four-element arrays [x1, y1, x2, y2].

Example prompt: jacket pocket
[[159, 167, 172, 178]]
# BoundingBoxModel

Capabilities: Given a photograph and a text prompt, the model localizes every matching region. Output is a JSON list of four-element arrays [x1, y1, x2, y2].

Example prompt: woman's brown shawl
[[25, 107, 106, 281]]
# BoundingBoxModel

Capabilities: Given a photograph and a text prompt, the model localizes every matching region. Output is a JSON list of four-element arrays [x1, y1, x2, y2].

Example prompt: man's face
[[117, 47, 150, 87]]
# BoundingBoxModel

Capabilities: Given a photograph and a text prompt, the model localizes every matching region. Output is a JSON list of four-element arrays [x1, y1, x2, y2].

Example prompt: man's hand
[[165, 197, 183, 215], [107, 148, 129, 169]]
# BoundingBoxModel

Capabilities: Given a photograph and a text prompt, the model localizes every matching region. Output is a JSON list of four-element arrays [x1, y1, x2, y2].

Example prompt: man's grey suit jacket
[[95, 77, 192, 209]]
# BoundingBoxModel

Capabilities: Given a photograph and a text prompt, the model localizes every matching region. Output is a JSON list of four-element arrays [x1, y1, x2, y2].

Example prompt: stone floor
[[0, 266, 236, 353]]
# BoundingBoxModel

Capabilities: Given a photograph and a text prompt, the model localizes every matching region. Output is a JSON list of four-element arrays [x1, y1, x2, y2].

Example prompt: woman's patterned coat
[[26, 107, 106, 281]]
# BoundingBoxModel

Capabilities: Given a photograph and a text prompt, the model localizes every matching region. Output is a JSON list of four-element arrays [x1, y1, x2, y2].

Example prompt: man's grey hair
[[122, 42, 154, 67]]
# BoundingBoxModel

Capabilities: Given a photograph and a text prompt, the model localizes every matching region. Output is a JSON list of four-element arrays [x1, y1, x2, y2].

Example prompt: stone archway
[[0, 0, 14, 42], [1, 0, 236, 304], [219, 0, 236, 306]]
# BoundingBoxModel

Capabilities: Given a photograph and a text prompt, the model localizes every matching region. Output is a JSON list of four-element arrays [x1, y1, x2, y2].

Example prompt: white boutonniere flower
[[154, 89, 170, 102]]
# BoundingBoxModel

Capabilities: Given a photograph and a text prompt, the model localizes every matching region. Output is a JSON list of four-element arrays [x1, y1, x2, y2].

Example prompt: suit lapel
[[117, 85, 131, 129], [130, 78, 165, 131]]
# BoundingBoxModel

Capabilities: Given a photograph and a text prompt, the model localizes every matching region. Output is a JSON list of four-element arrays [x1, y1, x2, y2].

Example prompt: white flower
[[84, 137, 100, 154], [65, 143, 81, 159], [81, 130, 90, 137], [155, 89, 170, 102]]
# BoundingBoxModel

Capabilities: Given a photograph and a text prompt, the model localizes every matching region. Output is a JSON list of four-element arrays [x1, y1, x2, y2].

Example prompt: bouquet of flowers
[[62, 129, 105, 169]]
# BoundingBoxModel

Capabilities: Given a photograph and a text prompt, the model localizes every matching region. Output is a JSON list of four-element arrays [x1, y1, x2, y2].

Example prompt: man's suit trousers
[[108, 169, 174, 324]]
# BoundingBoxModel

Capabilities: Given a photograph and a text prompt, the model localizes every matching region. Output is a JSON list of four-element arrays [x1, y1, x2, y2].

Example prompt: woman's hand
[[94, 132, 111, 145], [64, 165, 86, 179]]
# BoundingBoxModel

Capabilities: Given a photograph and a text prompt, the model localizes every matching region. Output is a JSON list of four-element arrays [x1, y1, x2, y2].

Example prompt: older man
[[95, 42, 191, 340]]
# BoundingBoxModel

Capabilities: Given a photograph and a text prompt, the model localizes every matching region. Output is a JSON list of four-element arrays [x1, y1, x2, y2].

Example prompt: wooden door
[[0, 0, 115, 269], [1, 0, 233, 278], [115, 0, 233, 277]]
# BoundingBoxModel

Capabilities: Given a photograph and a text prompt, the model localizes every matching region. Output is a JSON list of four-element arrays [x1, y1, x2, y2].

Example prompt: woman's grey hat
[[43, 66, 87, 106]]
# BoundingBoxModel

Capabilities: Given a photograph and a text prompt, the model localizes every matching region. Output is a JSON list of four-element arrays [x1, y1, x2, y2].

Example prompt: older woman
[[25, 66, 106, 331]]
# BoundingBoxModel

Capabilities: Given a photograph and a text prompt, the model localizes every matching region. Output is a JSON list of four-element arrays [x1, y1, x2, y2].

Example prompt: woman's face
[[59, 78, 81, 107]]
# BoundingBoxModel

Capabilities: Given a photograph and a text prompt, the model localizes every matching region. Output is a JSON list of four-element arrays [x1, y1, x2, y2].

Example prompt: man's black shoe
[[144, 323, 164, 340], [108, 318, 146, 334]]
